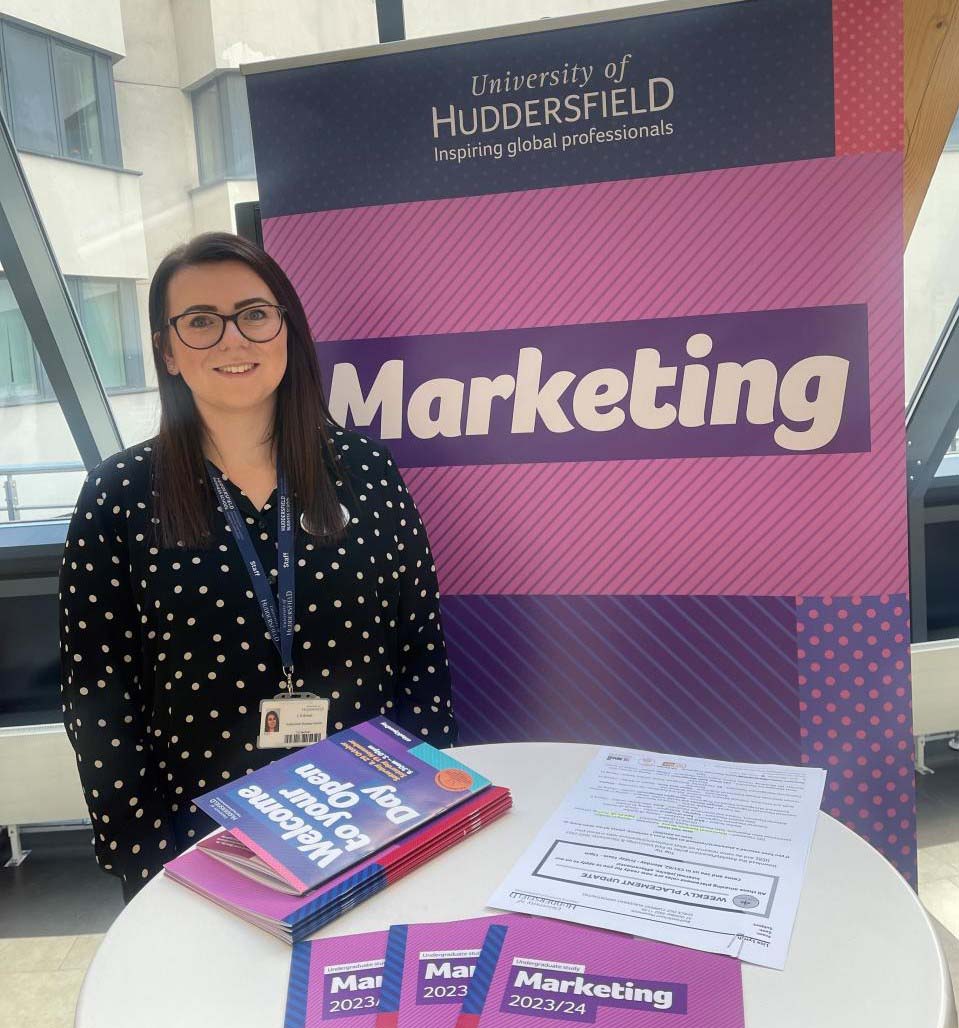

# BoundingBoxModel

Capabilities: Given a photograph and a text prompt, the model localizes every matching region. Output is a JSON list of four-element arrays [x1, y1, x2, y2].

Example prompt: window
[[0, 277, 144, 404], [906, 110, 959, 403], [946, 110, 959, 153], [192, 73, 256, 184], [0, 279, 39, 401], [53, 43, 104, 163], [0, 20, 121, 166], [71, 279, 143, 392]]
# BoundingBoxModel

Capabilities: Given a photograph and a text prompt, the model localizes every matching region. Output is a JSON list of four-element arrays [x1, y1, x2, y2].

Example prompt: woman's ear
[[154, 331, 179, 376]]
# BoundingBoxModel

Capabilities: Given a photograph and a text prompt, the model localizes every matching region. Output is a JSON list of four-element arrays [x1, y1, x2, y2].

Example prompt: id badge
[[257, 693, 329, 749]]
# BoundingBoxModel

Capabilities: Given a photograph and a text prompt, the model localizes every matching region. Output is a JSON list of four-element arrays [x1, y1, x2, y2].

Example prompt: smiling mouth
[[214, 362, 259, 376]]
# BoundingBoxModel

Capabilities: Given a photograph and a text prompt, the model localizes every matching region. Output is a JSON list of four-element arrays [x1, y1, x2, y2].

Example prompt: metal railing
[[0, 461, 84, 521]]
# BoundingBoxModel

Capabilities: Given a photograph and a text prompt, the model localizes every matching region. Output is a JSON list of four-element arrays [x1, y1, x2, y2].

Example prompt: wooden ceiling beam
[[904, 0, 959, 245]]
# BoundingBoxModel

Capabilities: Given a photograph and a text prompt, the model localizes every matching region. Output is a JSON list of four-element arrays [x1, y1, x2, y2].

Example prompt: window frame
[[191, 72, 257, 186], [0, 18, 122, 168]]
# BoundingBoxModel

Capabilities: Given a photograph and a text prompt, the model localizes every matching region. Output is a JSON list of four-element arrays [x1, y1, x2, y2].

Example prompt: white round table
[[76, 742, 957, 1028]]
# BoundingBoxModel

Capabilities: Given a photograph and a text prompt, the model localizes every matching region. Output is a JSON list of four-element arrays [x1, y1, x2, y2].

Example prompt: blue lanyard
[[207, 462, 297, 692]]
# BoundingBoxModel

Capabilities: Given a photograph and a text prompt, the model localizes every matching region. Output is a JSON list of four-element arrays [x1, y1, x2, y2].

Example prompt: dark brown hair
[[148, 232, 342, 548]]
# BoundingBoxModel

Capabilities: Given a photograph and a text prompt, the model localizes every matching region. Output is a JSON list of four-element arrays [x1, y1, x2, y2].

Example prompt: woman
[[59, 232, 456, 900]]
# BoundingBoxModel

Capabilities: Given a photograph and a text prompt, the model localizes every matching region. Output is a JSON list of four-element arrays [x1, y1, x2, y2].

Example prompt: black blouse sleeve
[[59, 462, 176, 891], [380, 451, 458, 747]]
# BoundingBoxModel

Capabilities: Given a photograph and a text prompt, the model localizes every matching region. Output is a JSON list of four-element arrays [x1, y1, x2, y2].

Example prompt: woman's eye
[[241, 307, 267, 321], [188, 315, 216, 329]]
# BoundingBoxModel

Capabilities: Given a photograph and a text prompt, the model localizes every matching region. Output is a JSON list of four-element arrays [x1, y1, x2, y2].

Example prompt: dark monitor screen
[[0, 591, 62, 721], [234, 201, 263, 249]]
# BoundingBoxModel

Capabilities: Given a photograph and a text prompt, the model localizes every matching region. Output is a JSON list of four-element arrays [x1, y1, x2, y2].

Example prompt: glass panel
[[224, 74, 256, 177], [194, 81, 226, 183], [906, 110, 959, 404], [74, 278, 126, 389], [53, 43, 104, 163], [94, 53, 122, 166], [5, 24, 59, 155], [0, 279, 39, 402], [946, 115, 959, 153], [0, 284, 84, 525]]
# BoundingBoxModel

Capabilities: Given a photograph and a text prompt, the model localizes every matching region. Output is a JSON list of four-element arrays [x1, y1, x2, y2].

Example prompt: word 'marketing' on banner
[[321, 305, 870, 465], [243, 0, 912, 880]]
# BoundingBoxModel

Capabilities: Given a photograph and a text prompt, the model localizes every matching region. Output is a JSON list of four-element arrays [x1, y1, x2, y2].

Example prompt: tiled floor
[[0, 934, 103, 1028], [4, 749, 959, 1027], [0, 829, 122, 1028], [917, 739, 959, 1007], [929, 907, 959, 1009], [920, 841, 959, 937]]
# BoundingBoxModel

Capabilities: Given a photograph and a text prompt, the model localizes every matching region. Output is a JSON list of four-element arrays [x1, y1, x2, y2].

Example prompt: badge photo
[[257, 694, 330, 750]]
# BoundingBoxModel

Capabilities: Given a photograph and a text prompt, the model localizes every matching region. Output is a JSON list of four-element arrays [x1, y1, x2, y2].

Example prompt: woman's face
[[265, 711, 280, 732], [160, 260, 289, 416]]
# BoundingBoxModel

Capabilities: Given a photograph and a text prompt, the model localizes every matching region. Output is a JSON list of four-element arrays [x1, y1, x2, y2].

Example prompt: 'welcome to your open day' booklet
[[193, 717, 491, 894], [164, 786, 512, 942]]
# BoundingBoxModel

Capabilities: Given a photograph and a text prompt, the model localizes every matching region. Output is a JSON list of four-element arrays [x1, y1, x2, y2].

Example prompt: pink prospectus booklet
[[458, 915, 744, 1027], [285, 929, 387, 1027], [376, 915, 506, 1027], [164, 786, 511, 934], [194, 717, 491, 894]]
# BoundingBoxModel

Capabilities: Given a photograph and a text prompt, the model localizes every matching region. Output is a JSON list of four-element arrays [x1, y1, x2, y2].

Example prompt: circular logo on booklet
[[732, 894, 760, 909], [434, 768, 474, 792]]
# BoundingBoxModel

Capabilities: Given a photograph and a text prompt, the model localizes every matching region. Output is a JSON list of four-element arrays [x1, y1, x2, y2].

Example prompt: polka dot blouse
[[59, 429, 456, 896]]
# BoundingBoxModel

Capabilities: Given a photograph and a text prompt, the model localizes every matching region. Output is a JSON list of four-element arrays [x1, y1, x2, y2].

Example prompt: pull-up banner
[[244, 0, 912, 879]]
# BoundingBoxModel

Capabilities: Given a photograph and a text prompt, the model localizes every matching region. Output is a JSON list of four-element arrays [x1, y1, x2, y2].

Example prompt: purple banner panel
[[318, 304, 869, 469], [797, 593, 916, 883], [444, 594, 800, 764]]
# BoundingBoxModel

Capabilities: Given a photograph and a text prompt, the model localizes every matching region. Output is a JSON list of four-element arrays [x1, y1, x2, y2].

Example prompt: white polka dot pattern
[[59, 430, 456, 894]]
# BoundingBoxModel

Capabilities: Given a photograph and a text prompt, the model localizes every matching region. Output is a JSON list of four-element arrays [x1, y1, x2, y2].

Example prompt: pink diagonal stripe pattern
[[264, 153, 904, 597]]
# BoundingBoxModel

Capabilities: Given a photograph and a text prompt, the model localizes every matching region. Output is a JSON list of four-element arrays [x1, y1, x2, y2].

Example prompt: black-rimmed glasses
[[168, 304, 286, 349]]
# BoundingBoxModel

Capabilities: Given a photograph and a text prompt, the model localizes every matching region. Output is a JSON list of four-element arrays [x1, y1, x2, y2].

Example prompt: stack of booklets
[[283, 913, 745, 1027], [163, 717, 511, 942]]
